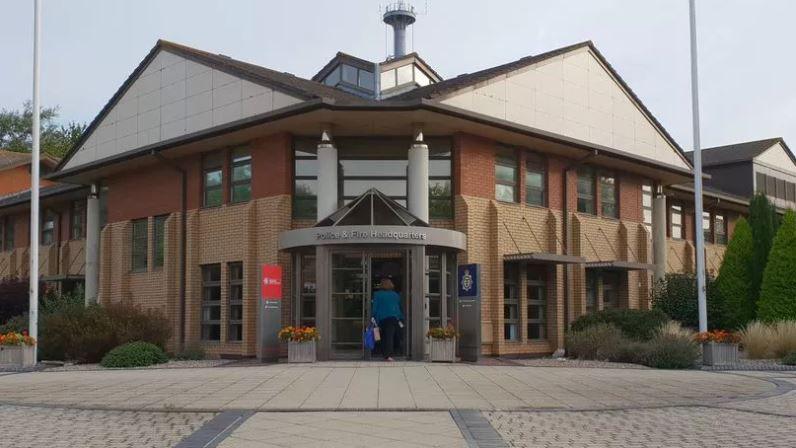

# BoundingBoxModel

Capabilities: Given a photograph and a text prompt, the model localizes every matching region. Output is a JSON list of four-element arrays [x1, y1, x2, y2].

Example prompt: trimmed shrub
[[570, 309, 668, 341], [652, 274, 723, 330], [758, 211, 796, 321], [39, 302, 171, 363], [739, 321, 776, 359], [639, 334, 700, 369], [0, 278, 48, 323], [656, 320, 696, 340], [714, 218, 755, 329], [749, 194, 779, 311], [100, 342, 168, 368], [566, 323, 626, 361], [782, 352, 796, 366]]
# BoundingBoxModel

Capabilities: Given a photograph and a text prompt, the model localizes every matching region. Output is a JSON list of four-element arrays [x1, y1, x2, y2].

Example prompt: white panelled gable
[[755, 142, 796, 174]]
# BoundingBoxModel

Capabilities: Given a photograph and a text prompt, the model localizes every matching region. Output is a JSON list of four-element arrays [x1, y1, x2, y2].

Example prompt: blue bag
[[364, 324, 376, 351]]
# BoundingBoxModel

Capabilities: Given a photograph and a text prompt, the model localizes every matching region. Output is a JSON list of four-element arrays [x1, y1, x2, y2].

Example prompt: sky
[[1, 0, 794, 153]]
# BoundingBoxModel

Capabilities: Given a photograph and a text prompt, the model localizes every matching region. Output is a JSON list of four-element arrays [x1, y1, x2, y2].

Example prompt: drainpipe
[[152, 151, 187, 352], [562, 150, 598, 331]]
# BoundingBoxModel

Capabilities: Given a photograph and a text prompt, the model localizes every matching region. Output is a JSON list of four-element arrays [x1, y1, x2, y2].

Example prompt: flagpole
[[689, 0, 708, 333], [29, 0, 42, 360]]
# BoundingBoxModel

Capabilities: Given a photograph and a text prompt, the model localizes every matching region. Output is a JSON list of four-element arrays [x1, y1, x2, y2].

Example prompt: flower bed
[[278, 326, 319, 363], [0, 331, 36, 368]]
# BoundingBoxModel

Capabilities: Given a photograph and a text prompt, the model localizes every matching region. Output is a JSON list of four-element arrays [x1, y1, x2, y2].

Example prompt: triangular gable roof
[[316, 188, 428, 227], [688, 137, 796, 167], [57, 40, 367, 172], [392, 41, 691, 171], [0, 149, 59, 172]]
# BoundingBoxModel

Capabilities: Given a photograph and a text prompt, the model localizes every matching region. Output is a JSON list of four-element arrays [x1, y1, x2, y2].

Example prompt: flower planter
[[702, 342, 739, 366], [429, 337, 456, 362], [288, 340, 317, 363], [0, 345, 36, 368]]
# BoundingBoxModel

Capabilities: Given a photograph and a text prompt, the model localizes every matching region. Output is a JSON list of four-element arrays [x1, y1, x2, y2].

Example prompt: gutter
[[152, 151, 188, 352]]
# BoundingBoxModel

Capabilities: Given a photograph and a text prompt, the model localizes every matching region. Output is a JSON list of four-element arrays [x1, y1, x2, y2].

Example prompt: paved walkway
[[0, 363, 777, 412]]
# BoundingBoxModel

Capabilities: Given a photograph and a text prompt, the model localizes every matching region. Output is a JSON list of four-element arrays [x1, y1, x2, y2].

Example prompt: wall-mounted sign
[[257, 264, 282, 362], [315, 229, 427, 242]]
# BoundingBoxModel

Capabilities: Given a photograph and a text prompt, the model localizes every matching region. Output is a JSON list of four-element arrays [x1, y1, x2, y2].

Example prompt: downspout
[[152, 151, 187, 352], [562, 150, 598, 332]]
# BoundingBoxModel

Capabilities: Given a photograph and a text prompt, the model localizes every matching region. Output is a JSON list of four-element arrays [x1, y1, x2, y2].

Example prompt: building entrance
[[330, 250, 410, 359]]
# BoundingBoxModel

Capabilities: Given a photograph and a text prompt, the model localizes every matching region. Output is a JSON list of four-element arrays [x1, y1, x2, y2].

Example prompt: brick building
[[2, 17, 791, 360]]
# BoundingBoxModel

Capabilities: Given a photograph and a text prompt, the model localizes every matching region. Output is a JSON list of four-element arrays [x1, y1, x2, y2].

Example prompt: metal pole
[[29, 0, 42, 360], [689, 0, 708, 333]]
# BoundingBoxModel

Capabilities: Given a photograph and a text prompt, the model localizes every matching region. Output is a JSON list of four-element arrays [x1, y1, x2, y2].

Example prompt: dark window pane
[[204, 188, 222, 207], [577, 169, 595, 214], [153, 215, 167, 268], [131, 219, 148, 271], [496, 184, 515, 202], [429, 159, 451, 177], [205, 169, 222, 187], [600, 174, 617, 218], [232, 184, 251, 203], [232, 164, 251, 182], [295, 159, 318, 176], [341, 159, 408, 177], [495, 164, 516, 183]]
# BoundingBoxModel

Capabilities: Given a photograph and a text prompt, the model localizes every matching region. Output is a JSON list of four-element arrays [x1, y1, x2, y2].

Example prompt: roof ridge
[[701, 137, 782, 151]]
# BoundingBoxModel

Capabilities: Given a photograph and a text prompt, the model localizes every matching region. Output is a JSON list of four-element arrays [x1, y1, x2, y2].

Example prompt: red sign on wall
[[261, 264, 282, 300]]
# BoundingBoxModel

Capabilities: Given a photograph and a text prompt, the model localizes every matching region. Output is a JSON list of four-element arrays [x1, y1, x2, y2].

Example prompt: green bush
[[639, 334, 700, 369], [39, 302, 171, 363], [570, 308, 668, 341], [652, 274, 723, 330], [758, 211, 796, 322], [566, 323, 627, 361], [714, 218, 756, 329], [175, 344, 205, 361], [749, 194, 779, 311], [100, 342, 168, 368], [782, 352, 796, 366]]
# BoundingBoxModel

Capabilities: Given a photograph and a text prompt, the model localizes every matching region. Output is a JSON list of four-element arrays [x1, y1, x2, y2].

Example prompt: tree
[[0, 102, 86, 158], [748, 193, 779, 313], [757, 211, 796, 321], [713, 217, 755, 329]]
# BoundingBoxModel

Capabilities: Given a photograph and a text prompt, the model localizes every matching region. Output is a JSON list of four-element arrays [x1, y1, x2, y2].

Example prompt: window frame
[[1, 216, 14, 251], [41, 210, 56, 246], [201, 263, 222, 341], [495, 148, 518, 203], [713, 213, 727, 245], [429, 146, 453, 218], [70, 200, 86, 240], [229, 147, 252, 204], [131, 218, 148, 272], [601, 272, 620, 310], [228, 262, 244, 342], [524, 153, 547, 207], [202, 152, 224, 208], [526, 266, 547, 341], [670, 204, 684, 240], [599, 171, 618, 219], [642, 182, 654, 234], [293, 143, 318, 219]]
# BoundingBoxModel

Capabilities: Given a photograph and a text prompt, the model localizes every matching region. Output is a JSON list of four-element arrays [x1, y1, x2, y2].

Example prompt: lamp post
[[29, 0, 42, 360]]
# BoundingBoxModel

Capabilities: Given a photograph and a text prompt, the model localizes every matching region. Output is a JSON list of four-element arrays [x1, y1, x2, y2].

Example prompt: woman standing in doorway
[[372, 276, 403, 361]]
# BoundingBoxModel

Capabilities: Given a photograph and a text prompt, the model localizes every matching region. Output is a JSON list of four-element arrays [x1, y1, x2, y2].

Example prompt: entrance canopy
[[279, 188, 466, 250], [584, 260, 655, 271]]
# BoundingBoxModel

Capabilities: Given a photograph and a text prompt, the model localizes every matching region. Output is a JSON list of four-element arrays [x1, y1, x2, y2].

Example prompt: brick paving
[[0, 404, 213, 448], [485, 407, 796, 448]]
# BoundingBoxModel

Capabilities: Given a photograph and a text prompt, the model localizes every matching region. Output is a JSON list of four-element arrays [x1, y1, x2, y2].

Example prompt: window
[[525, 154, 546, 206], [228, 262, 244, 342], [380, 69, 396, 90], [642, 182, 653, 234], [777, 178, 787, 200], [323, 67, 341, 86], [585, 271, 598, 314], [201, 264, 221, 341], [230, 148, 252, 203], [1, 216, 14, 251], [298, 254, 316, 327], [203, 152, 223, 207], [41, 211, 56, 246], [766, 175, 776, 197], [342, 64, 358, 84], [153, 215, 167, 268], [702, 211, 712, 244], [714, 214, 727, 245], [495, 148, 517, 202], [602, 272, 620, 309], [788, 182, 796, 202], [756, 172, 766, 194], [414, 66, 430, 86], [131, 219, 148, 272], [599, 172, 617, 218], [70, 200, 85, 240], [577, 167, 596, 214], [427, 255, 443, 329], [358, 70, 375, 90], [670, 204, 683, 240], [527, 266, 547, 340], [396, 64, 413, 85], [503, 263, 519, 341], [429, 145, 452, 218], [293, 142, 318, 218], [341, 141, 408, 206]]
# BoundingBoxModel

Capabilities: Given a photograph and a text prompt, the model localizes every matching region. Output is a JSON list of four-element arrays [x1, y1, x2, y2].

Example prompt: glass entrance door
[[331, 252, 369, 359]]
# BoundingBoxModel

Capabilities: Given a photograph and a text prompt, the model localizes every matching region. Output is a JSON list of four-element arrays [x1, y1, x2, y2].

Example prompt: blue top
[[372, 290, 404, 323]]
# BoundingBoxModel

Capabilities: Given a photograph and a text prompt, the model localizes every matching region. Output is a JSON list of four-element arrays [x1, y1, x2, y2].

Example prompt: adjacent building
[[0, 12, 792, 360]]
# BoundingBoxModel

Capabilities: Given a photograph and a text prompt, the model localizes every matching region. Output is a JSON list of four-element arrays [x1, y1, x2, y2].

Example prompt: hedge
[[713, 217, 755, 329], [570, 308, 668, 341], [758, 211, 796, 321]]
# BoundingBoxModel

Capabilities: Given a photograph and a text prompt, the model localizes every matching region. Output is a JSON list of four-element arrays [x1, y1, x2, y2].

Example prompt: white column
[[652, 189, 668, 283], [316, 129, 338, 221], [407, 129, 429, 222], [85, 184, 100, 305]]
